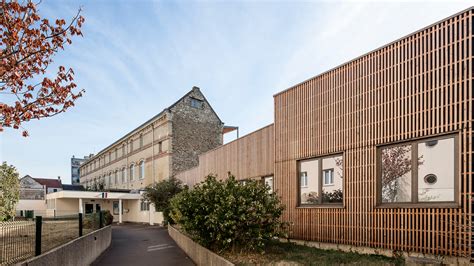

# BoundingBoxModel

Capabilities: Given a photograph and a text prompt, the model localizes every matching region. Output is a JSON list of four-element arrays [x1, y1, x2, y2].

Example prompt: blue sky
[[1, 0, 472, 183]]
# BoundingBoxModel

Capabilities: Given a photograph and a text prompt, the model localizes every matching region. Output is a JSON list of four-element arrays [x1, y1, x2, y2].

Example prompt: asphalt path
[[92, 224, 194, 266]]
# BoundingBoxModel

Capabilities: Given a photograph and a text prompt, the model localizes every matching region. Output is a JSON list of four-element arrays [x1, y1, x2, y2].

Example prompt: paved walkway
[[92, 224, 194, 266]]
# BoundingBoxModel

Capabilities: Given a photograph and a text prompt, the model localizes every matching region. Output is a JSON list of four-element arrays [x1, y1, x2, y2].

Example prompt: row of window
[[81, 140, 164, 175], [82, 160, 146, 188], [296, 134, 457, 207]]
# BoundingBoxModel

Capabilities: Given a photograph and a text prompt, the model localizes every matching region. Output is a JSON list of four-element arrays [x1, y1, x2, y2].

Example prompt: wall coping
[[168, 225, 234, 266]]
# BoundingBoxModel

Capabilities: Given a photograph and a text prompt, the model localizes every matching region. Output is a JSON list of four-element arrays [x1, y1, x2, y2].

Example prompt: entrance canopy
[[46, 190, 142, 200]]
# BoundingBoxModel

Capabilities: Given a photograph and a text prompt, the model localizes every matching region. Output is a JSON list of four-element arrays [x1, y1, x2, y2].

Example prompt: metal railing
[[0, 211, 107, 265], [0, 220, 35, 265]]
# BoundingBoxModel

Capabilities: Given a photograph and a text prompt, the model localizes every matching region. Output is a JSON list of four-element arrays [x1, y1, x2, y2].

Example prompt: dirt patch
[[222, 241, 404, 266]]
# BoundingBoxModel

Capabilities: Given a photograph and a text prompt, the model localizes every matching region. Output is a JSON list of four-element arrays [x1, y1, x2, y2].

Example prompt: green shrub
[[83, 210, 113, 229], [142, 177, 185, 224], [83, 213, 99, 229], [103, 210, 113, 225], [170, 174, 288, 252]]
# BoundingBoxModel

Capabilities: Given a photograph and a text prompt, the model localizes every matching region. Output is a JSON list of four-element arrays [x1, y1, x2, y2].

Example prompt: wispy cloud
[[2, 0, 471, 182]]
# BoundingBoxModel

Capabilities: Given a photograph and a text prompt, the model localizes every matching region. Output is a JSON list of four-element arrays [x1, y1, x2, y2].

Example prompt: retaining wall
[[168, 225, 234, 266], [19, 225, 112, 266]]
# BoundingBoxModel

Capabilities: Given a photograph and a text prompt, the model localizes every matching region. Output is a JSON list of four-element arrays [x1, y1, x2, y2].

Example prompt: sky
[[1, 0, 472, 184]]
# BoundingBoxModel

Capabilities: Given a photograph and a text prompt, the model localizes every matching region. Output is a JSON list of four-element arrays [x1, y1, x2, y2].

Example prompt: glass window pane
[[381, 144, 412, 203], [322, 156, 343, 203], [299, 158, 319, 204], [264, 176, 273, 193], [418, 137, 455, 202]]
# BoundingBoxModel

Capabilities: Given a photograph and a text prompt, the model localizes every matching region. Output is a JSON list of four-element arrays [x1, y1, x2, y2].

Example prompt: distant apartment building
[[79, 87, 224, 190], [71, 155, 87, 185]]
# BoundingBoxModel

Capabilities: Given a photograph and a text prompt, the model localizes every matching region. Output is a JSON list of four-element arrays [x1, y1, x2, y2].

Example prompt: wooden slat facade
[[274, 8, 473, 258], [175, 124, 274, 187], [176, 8, 473, 258]]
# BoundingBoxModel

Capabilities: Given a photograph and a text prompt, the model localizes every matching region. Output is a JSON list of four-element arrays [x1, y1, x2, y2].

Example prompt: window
[[108, 173, 112, 187], [190, 98, 203, 108], [298, 154, 343, 205], [140, 201, 150, 211], [114, 170, 118, 185], [109, 152, 111, 162], [115, 148, 118, 160], [379, 135, 457, 205], [130, 164, 135, 181], [139, 161, 145, 179], [110, 172, 114, 186], [122, 144, 125, 156], [140, 134, 143, 148], [323, 169, 334, 185], [300, 172, 308, 187], [122, 167, 126, 183], [158, 141, 163, 153], [113, 201, 122, 215], [130, 140, 134, 152], [239, 179, 248, 185], [263, 176, 273, 193]]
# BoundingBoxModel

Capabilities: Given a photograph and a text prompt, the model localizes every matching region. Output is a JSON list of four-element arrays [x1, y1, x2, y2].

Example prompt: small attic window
[[190, 98, 203, 109]]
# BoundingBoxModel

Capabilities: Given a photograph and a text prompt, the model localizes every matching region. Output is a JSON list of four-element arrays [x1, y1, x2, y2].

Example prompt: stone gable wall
[[170, 87, 223, 176]]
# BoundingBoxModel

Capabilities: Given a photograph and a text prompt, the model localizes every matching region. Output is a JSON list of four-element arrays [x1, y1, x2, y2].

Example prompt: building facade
[[79, 87, 223, 190], [71, 156, 87, 185], [17, 175, 63, 217], [176, 8, 474, 261]]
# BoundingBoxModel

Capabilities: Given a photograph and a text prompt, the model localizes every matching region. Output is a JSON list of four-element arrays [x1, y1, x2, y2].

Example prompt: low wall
[[168, 225, 234, 266], [19, 225, 112, 266]]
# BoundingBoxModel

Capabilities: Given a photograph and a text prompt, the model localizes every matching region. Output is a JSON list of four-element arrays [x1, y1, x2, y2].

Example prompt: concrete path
[[92, 224, 194, 266]]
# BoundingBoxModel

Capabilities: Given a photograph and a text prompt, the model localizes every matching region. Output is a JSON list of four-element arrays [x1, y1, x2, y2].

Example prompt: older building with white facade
[[79, 87, 224, 191]]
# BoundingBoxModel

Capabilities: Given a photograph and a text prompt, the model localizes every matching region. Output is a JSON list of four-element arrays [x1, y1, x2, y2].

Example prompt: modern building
[[44, 190, 162, 224], [71, 155, 87, 185], [176, 8, 474, 263], [79, 87, 223, 190]]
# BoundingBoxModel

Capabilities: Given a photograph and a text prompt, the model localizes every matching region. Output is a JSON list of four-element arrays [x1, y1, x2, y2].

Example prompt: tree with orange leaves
[[1, 0, 85, 136]]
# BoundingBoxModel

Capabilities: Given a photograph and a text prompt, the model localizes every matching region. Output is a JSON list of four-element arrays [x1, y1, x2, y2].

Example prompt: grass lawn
[[223, 241, 405, 265], [1, 219, 95, 265]]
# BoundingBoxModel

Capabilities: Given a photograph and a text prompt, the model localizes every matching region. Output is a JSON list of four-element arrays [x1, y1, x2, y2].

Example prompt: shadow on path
[[92, 224, 194, 266]]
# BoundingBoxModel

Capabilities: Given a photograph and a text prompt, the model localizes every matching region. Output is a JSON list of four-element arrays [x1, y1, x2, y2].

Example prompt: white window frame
[[130, 164, 135, 181], [140, 201, 150, 211], [122, 167, 126, 183], [300, 171, 308, 187], [323, 169, 334, 186], [263, 176, 273, 193], [139, 161, 145, 179]]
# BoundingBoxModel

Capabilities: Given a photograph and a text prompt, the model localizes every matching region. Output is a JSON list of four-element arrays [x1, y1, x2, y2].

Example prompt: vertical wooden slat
[[174, 8, 473, 260]]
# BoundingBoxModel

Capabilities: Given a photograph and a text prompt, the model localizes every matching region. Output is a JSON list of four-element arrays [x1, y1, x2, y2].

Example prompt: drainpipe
[[152, 124, 155, 183], [126, 141, 129, 190]]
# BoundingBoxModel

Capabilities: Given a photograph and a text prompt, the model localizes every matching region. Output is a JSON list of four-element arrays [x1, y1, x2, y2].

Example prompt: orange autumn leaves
[[1, 0, 85, 136]]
